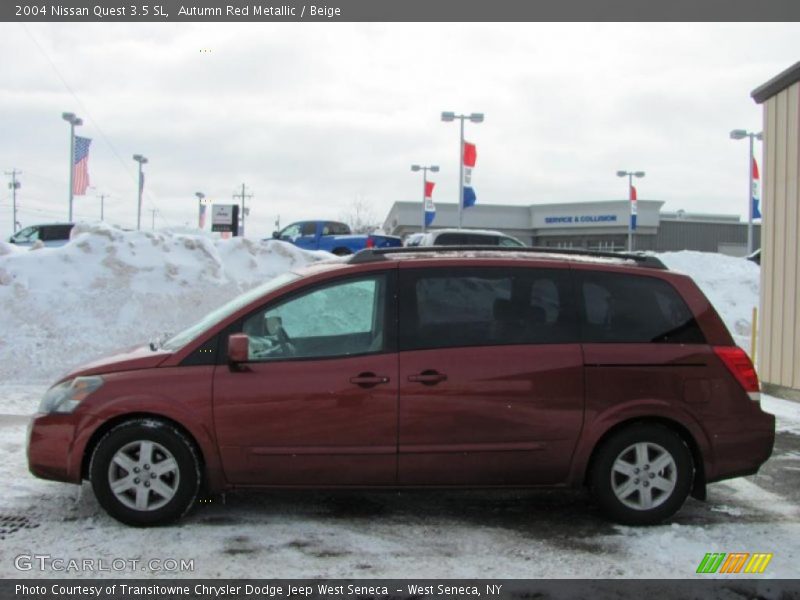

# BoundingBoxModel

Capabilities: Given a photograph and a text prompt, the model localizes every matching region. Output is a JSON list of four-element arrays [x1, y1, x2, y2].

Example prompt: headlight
[[38, 376, 104, 414]]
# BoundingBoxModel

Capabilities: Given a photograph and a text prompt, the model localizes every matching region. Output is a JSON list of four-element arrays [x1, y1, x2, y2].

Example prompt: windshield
[[161, 272, 302, 351]]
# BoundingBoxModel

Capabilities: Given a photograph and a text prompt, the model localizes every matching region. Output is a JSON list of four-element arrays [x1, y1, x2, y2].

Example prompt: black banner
[[3, 580, 800, 600], [4, 0, 800, 22]]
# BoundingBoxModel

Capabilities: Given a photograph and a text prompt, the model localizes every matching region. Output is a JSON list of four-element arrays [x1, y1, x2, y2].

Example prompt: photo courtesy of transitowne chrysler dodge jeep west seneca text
[[27, 247, 775, 526]]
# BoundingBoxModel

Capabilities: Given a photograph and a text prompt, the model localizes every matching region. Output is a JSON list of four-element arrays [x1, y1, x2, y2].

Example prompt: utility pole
[[98, 192, 108, 221], [232, 183, 252, 237], [5, 169, 21, 234]]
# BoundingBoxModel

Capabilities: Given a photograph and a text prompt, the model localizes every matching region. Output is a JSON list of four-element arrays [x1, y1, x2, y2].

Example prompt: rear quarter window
[[578, 271, 705, 344]]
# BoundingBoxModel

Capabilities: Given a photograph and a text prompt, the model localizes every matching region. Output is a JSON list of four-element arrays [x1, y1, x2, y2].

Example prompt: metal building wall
[[757, 76, 800, 396], [641, 220, 761, 253]]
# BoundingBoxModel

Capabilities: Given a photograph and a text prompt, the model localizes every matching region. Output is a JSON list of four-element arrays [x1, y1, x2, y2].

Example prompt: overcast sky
[[0, 23, 797, 236]]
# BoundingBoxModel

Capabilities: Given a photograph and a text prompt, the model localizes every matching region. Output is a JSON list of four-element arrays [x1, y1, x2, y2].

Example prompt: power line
[[20, 23, 170, 229]]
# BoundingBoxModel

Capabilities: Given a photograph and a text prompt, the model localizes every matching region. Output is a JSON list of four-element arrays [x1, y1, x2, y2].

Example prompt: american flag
[[73, 136, 92, 195]]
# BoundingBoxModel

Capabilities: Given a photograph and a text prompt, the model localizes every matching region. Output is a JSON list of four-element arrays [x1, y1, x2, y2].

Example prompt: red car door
[[397, 264, 584, 486], [213, 272, 398, 486]]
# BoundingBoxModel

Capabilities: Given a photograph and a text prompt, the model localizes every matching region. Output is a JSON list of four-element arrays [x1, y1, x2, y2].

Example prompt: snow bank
[[0, 224, 329, 383], [0, 237, 763, 385], [659, 251, 759, 351]]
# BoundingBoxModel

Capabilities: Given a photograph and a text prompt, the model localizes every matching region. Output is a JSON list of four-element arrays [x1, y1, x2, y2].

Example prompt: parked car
[[8, 223, 74, 247], [28, 246, 774, 526], [405, 228, 526, 247], [269, 220, 402, 255]]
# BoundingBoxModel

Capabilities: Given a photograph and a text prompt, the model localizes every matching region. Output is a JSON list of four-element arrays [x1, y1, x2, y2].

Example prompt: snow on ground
[[0, 238, 797, 580], [0, 224, 330, 384], [0, 392, 799, 579]]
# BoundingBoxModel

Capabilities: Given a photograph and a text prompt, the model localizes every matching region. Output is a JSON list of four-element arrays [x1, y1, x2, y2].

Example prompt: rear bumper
[[706, 410, 775, 483]]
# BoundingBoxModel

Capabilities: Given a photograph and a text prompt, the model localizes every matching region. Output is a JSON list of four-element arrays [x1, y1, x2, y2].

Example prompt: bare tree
[[340, 195, 380, 233]]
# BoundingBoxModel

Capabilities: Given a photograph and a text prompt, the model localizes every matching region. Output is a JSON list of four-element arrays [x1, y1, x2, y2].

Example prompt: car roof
[[348, 246, 667, 270]]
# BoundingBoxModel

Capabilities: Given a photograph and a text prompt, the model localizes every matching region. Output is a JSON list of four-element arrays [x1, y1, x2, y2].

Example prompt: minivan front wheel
[[590, 424, 693, 525], [89, 419, 201, 526]]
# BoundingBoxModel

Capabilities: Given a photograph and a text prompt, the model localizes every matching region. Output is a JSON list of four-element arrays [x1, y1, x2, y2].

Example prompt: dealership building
[[383, 199, 761, 255]]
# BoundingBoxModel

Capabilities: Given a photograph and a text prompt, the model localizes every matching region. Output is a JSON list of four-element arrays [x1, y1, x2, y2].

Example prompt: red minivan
[[27, 247, 775, 526]]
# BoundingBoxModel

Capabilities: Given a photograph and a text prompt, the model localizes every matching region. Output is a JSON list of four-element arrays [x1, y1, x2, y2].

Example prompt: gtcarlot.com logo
[[696, 552, 773, 574], [14, 554, 194, 573]]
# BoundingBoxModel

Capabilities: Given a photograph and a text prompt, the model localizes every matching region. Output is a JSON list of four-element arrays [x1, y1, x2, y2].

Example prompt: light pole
[[5, 169, 21, 234], [411, 164, 439, 231], [441, 111, 483, 229], [62, 112, 83, 221], [195, 192, 205, 229], [133, 154, 148, 230], [730, 129, 763, 254], [617, 170, 645, 251]]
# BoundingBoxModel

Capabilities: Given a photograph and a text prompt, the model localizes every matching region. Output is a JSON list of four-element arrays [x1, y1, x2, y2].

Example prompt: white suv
[[405, 228, 525, 247]]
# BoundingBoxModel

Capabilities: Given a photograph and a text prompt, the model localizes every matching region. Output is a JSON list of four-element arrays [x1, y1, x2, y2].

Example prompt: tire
[[89, 419, 201, 526], [332, 247, 353, 256], [589, 423, 694, 526]]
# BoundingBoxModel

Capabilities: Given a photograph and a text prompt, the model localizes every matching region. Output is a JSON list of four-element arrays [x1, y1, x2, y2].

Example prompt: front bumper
[[27, 412, 89, 484]]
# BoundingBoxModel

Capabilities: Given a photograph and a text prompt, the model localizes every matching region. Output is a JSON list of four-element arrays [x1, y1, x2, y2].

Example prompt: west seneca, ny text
[[16, 584, 504, 598]]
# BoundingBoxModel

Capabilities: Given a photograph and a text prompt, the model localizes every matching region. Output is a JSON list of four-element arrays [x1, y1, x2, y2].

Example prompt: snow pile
[[659, 251, 759, 351], [0, 224, 329, 382], [0, 238, 762, 385]]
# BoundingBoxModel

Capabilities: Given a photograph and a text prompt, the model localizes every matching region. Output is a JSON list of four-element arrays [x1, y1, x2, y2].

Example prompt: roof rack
[[349, 246, 667, 270]]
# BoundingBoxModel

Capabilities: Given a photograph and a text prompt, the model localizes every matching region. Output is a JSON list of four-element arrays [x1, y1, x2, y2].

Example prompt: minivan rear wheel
[[89, 419, 201, 526], [589, 423, 693, 525]]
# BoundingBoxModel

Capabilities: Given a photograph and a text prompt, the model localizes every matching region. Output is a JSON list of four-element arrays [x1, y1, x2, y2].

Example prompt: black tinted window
[[578, 271, 705, 344], [322, 222, 350, 235], [436, 232, 499, 246], [400, 268, 577, 351]]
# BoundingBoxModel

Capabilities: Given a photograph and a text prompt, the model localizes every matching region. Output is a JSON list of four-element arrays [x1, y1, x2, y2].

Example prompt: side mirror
[[272, 231, 280, 239], [228, 333, 249, 363]]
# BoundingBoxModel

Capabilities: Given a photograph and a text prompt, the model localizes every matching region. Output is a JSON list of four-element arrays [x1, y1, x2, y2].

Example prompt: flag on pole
[[72, 136, 92, 195], [424, 180, 436, 227], [752, 157, 762, 219], [462, 141, 477, 208], [630, 184, 638, 231]]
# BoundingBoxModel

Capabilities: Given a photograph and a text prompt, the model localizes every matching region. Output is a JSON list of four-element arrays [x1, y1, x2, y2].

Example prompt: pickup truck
[[270, 220, 402, 255]]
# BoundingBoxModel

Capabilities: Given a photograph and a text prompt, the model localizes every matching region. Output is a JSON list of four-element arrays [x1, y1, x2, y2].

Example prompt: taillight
[[713, 346, 760, 401], [366, 237, 376, 248]]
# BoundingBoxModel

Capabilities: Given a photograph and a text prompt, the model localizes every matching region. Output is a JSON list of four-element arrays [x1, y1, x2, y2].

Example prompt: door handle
[[349, 372, 390, 388], [407, 370, 447, 385]]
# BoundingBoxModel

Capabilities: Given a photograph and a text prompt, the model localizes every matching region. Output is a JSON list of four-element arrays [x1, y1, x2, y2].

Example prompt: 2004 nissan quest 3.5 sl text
[[28, 247, 775, 526]]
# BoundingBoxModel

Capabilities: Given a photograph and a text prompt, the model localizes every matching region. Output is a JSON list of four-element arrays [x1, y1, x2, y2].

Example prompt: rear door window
[[400, 267, 577, 351], [577, 271, 705, 344]]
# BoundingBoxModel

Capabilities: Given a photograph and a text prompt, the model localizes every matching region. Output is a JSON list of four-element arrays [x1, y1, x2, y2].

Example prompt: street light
[[133, 154, 148, 230], [730, 129, 763, 253], [441, 111, 484, 228], [617, 170, 646, 251], [195, 192, 205, 229], [411, 164, 440, 232], [62, 112, 83, 221]]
